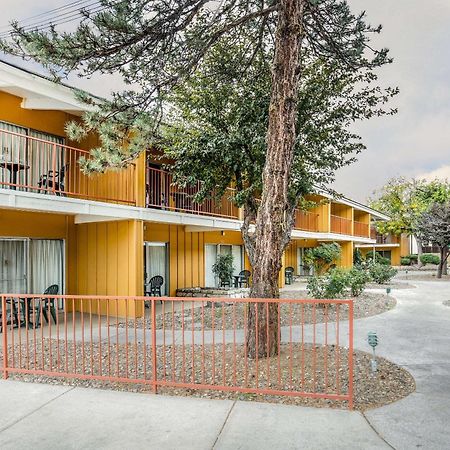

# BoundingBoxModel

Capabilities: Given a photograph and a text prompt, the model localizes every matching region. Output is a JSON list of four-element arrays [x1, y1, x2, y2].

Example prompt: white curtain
[[28, 130, 65, 190], [205, 244, 218, 287], [0, 239, 27, 294], [144, 243, 167, 294], [0, 121, 28, 187], [29, 240, 64, 294]]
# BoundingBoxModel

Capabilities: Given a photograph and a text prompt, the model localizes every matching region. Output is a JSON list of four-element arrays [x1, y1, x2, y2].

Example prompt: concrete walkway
[[0, 278, 449, 449]]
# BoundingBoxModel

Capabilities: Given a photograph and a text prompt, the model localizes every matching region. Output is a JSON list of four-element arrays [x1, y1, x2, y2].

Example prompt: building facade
[[0, 61, 389, 314]]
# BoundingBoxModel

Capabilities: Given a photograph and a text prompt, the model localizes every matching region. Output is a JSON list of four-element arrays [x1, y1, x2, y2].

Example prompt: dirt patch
[[366, 281, 415, 290], [3, 340, 414, 411], [397, 274, 450, 282]]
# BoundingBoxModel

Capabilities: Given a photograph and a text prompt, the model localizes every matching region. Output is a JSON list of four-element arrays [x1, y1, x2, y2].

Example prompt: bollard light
[[368, 331, 378, 373], [386, 287, 391, 295]]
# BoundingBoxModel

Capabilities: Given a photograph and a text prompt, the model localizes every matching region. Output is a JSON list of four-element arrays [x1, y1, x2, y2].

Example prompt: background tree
[[416, 202, 450, 278], [370, 178, 450, 264], [1, 0, 395, 357]]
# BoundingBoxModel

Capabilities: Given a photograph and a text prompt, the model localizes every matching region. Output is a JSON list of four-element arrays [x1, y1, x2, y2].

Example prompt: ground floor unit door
[[144, 242, 169, 295], [205, 244, 244, 288], [0, 238, 65, 295]]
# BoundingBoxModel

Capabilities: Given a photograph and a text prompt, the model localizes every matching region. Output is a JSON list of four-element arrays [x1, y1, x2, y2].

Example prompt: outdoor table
[[1, 161, 29, 190]]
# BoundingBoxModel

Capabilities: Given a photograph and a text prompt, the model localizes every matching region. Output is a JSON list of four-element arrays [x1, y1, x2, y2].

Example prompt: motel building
[[0, 60, 409, 317]]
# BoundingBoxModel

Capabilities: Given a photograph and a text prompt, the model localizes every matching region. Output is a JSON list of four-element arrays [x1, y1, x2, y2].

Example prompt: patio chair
[[237, 270, 251, 288], [145, 276, 164, 303], [219, 278, 232, 288], [285, 266, 295, 285], [25, 284, 59, 327], [38, 164, 68, 196], [0, 299, 20, 333]]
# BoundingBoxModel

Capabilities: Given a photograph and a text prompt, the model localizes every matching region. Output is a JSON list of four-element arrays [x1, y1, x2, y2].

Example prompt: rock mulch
[[3, 339, 414, 411], [117, 290, 396, 331]]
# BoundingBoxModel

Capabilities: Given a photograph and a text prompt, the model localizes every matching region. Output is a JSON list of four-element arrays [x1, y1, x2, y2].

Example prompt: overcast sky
[[1, 0, 449, 203]]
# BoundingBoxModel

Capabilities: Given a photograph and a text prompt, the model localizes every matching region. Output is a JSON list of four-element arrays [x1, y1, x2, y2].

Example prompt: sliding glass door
[[144, 242, 168, 295], [205, 244, 244, 287], [0, 238, 64, 294]]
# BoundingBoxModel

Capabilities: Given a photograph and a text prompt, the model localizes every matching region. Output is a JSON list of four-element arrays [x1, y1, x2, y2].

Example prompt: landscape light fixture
[[368, 331, 378, 373]]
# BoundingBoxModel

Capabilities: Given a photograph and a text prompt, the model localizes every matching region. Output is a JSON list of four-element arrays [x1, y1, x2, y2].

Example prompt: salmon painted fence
[[0, 295, 354, 408]]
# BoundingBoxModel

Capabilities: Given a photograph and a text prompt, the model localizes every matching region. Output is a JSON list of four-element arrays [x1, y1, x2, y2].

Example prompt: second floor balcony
[[353, 220, 370, 238], [0, 128, 136, 205], [330, 214, 352, 235], [370, 229, 399, 244], [146, 165, 239, 219], [294, 209, 319, 232]]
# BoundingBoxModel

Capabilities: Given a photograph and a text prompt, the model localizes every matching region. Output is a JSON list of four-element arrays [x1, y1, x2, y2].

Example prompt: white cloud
[[417, 165, 450, 182]]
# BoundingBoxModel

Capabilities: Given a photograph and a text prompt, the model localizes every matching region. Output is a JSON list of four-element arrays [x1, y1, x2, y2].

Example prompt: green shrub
[[365, 252, 391, 265], [353, 248, 364, 267], [369, 263, 397, 284], [347, 267, 370, 297], [306, 267, 368, 299], [304, 242, 341, 274], [400, 257, 411, 266], [212, 254, 234, 286], [407, 254, 418, 264], [419, 253, 440, 265]]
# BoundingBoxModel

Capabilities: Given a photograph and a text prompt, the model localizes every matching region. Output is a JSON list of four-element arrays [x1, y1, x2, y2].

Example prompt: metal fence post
[[151, 298, 158, 394], [1, 296, 9, 380], [348, 299, 354, 409]]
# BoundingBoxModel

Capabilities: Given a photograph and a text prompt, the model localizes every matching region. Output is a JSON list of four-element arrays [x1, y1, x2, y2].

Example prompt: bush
[[304, 242, 342, 274], [369, 263, 398, 284], [400, 257, 411, 266], [347, 267, 370, 297], [365, 252, 391, 265], [407, 254, 418, 264], [419, 253, 440, 266], [306, 267, 369, 298], [353, 248, 364, 267]]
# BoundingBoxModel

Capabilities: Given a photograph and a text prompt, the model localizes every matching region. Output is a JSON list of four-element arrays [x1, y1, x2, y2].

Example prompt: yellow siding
[[339, 241, 353, 268], [68, 219, 144, 316]]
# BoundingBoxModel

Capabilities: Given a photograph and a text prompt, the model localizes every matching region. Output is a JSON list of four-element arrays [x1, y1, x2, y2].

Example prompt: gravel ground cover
[[117, 290, 396, 331], [443, 300, 450, 307], [3, 339, 414, 411]]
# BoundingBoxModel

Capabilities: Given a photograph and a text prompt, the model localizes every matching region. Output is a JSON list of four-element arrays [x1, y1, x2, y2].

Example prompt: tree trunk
[[416, 235, 424, 267], [437, 247, 445, 278], [246, 0, 305, 359]]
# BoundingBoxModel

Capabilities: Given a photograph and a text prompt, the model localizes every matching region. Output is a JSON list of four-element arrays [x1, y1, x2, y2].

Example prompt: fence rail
[[146, 166, 239, 219], [1, 294, 353, 408], [0, 128, 136, 205], [353, 221, 369, 238], [294, 210, 319, 232], [330, 215, 352, 235]]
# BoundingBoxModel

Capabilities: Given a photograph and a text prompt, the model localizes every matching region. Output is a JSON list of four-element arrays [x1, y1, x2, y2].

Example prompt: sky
[[1, 0, 449, 203]]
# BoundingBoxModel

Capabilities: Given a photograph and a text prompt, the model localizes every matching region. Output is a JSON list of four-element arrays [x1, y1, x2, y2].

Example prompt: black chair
[[30, 284, 59, 326], [145, 276, 164, 302], [38, 164, 68, 195], [237, 270, 251, 288], [220, 278, 232, 288], [285, 266, 295, 285], [0, 299, 20, 332]]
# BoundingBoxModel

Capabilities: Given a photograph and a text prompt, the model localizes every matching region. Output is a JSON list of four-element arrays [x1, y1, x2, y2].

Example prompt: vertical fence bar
[[348, 300, 354, 410], [151, 298, 158, 394], [1, 296, 8, 379]]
